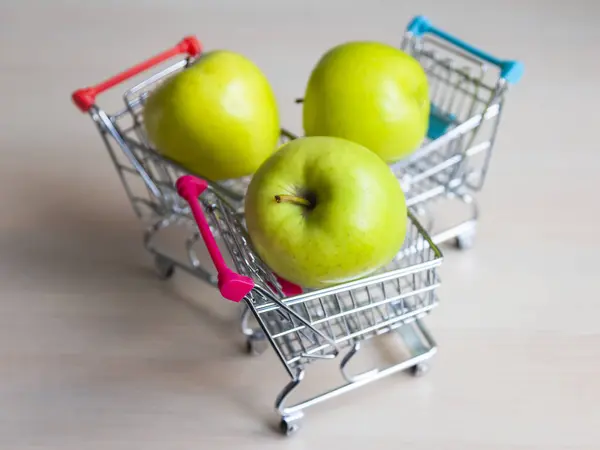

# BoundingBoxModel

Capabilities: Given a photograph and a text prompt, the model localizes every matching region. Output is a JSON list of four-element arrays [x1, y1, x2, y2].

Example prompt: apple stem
[[274, 194, 312, 207]]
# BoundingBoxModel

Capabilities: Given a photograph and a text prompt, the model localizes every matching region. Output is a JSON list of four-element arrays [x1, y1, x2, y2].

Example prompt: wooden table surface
[[1, 1, 598, 448]]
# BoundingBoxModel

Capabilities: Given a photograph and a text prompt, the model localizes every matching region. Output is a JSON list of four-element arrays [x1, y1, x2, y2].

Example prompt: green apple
[[244, 136, 408, 289], [143, 50, 280, 181], [303, 41, 430, 163]]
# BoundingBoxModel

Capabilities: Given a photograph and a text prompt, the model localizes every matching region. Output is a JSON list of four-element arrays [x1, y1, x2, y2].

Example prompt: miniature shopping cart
[[395, 16, 523, 248], [71, 35, 277, 285], [175, 174, 443, 435]]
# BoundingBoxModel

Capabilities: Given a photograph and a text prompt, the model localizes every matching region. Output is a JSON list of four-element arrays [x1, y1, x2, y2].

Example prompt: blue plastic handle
[[407, 15, 523, 85]]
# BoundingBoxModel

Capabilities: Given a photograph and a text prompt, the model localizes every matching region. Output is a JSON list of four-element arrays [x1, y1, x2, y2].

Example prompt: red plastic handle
[[72, 36, 201, 112], [176, 175, 255, 302]]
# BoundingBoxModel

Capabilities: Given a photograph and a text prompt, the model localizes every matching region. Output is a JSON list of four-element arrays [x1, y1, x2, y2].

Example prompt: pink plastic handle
[[176, 175, 254, 302]]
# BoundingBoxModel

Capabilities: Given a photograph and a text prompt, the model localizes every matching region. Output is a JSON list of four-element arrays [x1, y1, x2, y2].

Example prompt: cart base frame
[[241, 308, 437, 436]]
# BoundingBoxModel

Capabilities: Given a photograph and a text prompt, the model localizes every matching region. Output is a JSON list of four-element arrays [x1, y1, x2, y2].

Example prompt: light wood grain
[[1, 1, 599, 448]]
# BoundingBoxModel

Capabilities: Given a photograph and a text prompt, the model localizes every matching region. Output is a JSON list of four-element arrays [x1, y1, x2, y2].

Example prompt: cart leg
[[144, 218, 176, 279], [454, 225, 477, 250], [340, 341, 380, 383], [185, 232, 218, 286], [452, 192, 479, 250], [399, 319, 436, 376], [240, 304, 268, 356], [245, 331, 268, 356], [154, 254, 175, 279], [143, 217, 219, 284], [279, 413, 303, 437], [410, 362, 430, 377], [429, 192, 480, 250], [275, 369, 305, 436]]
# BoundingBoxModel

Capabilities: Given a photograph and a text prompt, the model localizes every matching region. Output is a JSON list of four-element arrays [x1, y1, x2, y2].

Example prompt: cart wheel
[[410, 363, 429, 377], [154, 256, 175, 280], [279, 417, 300, 436], [454, 230, 476, 250], [245, 333, 267, 356]]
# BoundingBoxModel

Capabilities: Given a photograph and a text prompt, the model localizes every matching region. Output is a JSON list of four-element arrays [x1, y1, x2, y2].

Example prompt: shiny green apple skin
[[244, 136, 408, 289], [142, 50, 280, 181], [303, 41, 430, 163]]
